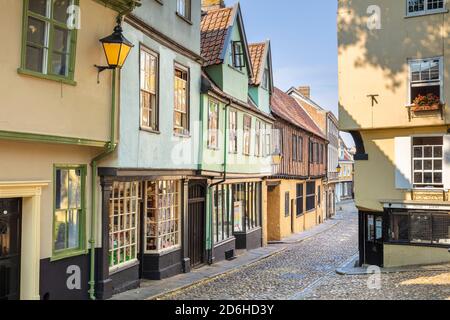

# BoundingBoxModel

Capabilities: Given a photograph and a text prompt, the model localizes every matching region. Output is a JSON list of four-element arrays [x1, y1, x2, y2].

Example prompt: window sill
[[174, 133, 191, 139], [207, 146, 220, 151], [17, 68, 77, 86], [140, 127, 161, 135], [405, 9, 448, 18], [109, 259, 140, 276], [176, 12, 193, 25], [145, 245, 182, 256], [51, 249, 88, 262]]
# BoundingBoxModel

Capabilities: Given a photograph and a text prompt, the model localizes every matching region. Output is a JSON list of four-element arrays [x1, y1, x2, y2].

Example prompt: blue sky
[[226, 0, 354, 147]]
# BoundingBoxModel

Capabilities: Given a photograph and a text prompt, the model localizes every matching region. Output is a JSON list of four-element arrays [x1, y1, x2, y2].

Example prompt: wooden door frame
[[187, 181, 207, 269]]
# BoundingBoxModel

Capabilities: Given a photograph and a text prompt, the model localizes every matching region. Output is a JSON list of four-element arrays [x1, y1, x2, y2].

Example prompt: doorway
[[187, 182, 206, 268], [364, 213, 384, 266], [0, 198, 21, 300]]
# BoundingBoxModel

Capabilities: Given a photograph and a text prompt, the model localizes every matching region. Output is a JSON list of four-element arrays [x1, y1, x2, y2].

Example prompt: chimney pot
[[202, 0, 226, 11]]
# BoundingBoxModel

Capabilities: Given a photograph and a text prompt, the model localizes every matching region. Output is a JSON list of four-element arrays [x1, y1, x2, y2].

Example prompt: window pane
[[67, 209, 79, 249], [27, 17, 47, 46], [434, 146, 443, 157], [413, 146, 423, 158], [26, 45, 45, 73], [29, 0, 48, 16], [54, 210, 67, 250], [423, 172, 433, 184], [410, 213, 432, 243], [424, 146, 433, 158], [434, 172, 442, 184], [56, 169, 69, 210], [414, 172, 423, 184], [414, 160, 422, 170], [53, 26, 70, 53], [390, 214, 409, 241], [53, 0, 72, 23], [68, 169, 81, 208], [51, 52, 69, 76], [432, 215, 450, 245], [434, 160, 442, 170], [424, 160, 433, 170]]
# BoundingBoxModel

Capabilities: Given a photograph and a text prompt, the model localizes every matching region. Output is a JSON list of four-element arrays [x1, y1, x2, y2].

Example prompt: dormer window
[[261, 68, 269, 90], [231, 41, 245, 71], [407, 0, 446, 16]]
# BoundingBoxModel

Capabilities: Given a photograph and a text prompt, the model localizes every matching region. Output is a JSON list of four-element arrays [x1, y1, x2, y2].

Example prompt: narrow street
[[160, 202, 450, 301]]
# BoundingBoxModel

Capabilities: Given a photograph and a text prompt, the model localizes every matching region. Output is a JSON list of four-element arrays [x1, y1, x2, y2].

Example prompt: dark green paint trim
[[0, 130, 108, 148], [17, 68, 77, 86]]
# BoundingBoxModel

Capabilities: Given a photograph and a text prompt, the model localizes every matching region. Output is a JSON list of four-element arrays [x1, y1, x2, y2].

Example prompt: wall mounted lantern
[[95, 17, 134, 81], [336, 164, 342, 174]]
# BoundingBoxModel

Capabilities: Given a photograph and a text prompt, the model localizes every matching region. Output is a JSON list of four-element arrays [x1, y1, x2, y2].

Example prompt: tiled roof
[[248, 42, 266, 85], [201, 7, 234, 66], [271, 87, 326, 139]]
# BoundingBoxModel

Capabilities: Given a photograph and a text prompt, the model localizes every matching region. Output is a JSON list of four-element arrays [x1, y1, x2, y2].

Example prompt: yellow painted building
[[339, 0, 450, 267], [0, 0, 138, 300]]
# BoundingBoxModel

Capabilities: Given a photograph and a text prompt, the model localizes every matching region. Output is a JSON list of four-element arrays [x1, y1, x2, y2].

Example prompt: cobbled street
[[160, 202, 450, 301]]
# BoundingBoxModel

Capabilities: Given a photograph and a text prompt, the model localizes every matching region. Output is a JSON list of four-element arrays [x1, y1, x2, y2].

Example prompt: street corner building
[[266, 87, 329, 242], [0, 0, 140, 300], [338, 0, 450, 268]]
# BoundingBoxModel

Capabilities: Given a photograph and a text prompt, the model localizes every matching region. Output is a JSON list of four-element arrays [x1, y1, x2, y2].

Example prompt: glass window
[[390, 214, 409, 242], [432, 214, 450, 245], [232, 41, 245, 70], [208, 100, 219, 149], [412, 136, 443, 189], [264, 124, 272, 157], [410, 213, 432, 244], [297, 136, 303, 162], [243, 115, 252, 155], [407, 0, 444, 15], [213, 185, 233, 244], [229, 110, 238, 154], [232, 182, 261, 233], [255, 120, 262, 157], [174, 66, 189, 135], [296, 184, 304, 216], [409, 58, 442, 104], [306, 181, 316, 212], [292, 134, 297, 162], [54, 166, 85, 254], [140, 47, 158, 131], [144, 180, 181, 252], [109, 182, 139, 270], [177, 0, 191, 20], [261, 68, 269, 90], [233, 184, 245, 233], [23, 0, 77, 79]]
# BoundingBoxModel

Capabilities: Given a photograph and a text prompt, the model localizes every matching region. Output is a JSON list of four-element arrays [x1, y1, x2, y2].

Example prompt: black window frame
[[306, 181, 316, 212]]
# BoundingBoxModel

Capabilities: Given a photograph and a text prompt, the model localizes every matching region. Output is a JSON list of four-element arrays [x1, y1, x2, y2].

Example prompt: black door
[[0, 199, 21, 300], [364, 213, 384, 266], [188, 183, 206, 268]]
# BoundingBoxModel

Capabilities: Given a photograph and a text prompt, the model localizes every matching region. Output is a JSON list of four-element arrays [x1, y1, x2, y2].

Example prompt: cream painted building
[[339, 0, 450, 267], [0, 0, 139, 300]]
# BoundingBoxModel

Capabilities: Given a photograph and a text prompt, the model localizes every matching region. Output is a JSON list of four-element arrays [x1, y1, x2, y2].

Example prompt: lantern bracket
[[94, 65, 115, 84]]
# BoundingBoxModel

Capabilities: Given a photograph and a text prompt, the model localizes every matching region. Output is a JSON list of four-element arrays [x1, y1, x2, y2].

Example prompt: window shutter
[[395, 137, 412, 189], [443, 135, 450, 190]]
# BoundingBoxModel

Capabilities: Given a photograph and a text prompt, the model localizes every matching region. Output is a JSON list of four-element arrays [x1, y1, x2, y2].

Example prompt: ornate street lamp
[[336, 164, 342, 174], [95, 17, 134, 80]]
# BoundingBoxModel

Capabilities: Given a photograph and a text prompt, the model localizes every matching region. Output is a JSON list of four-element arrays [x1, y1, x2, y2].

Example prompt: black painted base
[[235, 228, 262, 250], [141, 249, 183, 280], [213, 238, 236, 263]]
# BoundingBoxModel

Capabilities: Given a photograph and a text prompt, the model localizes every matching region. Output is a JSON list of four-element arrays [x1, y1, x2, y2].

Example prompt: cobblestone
[[161, 204, 359, 300], [160, 202, 450, 300]]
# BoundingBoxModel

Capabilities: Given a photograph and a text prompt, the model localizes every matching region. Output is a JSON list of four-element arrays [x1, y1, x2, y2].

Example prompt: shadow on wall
[[338, 0, 450, 94]]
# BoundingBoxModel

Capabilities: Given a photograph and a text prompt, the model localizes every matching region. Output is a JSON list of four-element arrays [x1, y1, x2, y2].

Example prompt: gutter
[[88, 69, 118, 300], [207, 98, 231, 264]]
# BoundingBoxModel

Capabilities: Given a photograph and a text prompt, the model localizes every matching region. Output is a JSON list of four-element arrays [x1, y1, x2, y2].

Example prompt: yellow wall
[[355, 126, 448, 212], [384, 244, 450, 268], [338, 0, 450, 131], [0, 0, 117, 141], [267, 179, 325, 241], [0, 140, 100, 260]]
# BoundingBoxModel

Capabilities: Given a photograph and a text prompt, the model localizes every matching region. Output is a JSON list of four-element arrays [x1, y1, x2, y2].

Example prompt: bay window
[[144, 180, 181, 252], [54, 165, 85, 256], [109, 182, 139, 271], [174, 65, 189, 135], [22, 0, 77, 81], [140, 47, 159, 131]]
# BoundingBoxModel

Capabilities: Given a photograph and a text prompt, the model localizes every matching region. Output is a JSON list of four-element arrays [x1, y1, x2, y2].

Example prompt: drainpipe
[[88, 69, 118, 300], [207, 99, 231, 264]]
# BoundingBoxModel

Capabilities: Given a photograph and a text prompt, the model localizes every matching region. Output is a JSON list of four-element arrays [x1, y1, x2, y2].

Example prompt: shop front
[[359, 202, 450, 268], [210, 181, 263, 263], [96, 170, 206, 299]]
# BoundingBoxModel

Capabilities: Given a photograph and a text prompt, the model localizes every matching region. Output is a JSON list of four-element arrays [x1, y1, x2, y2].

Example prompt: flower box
[[411, 104, 441, 112]]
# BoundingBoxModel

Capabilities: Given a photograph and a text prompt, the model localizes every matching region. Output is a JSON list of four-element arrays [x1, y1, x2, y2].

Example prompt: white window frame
[[406, 0, 448, 17], [177, 0, 191, 20], [411, 135, 444, 189], [407, 56, 444, 105], [208, 99, 220, 150]]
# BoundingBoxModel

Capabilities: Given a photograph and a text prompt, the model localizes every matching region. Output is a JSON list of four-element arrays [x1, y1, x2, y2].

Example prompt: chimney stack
[[297, 86, 311, 99], [202, 0, 226, 11]]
